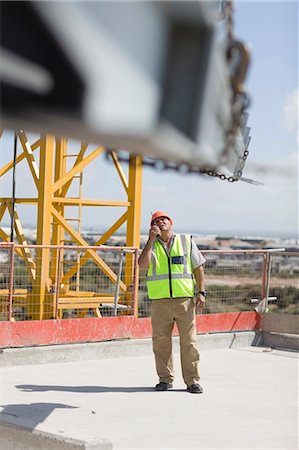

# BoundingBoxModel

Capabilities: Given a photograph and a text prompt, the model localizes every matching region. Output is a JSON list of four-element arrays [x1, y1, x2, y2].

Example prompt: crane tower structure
[[0, 130, 142, 319]]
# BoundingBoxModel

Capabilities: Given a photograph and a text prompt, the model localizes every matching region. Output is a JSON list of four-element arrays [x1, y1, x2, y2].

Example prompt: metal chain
[[223, 0, 234, 43], [224, 0, 251, 131], [206, 0, 251, 182], [106, 150, 250, 183]]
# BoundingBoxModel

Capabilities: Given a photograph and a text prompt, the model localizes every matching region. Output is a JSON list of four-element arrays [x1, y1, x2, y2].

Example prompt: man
[[138, 210, 206, 394]]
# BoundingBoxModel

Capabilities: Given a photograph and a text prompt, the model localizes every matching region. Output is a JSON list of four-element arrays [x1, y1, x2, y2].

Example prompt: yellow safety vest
[[147, 234, 194, 300]]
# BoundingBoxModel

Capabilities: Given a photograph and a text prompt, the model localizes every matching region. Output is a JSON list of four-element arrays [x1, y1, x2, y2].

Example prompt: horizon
[[1, 222, 298, 241]]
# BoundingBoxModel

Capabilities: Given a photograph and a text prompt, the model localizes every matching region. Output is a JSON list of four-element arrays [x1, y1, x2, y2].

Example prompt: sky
[[0, 1, 298, 239], [138, 0, 298, 237], [142, 0, 299, 237]]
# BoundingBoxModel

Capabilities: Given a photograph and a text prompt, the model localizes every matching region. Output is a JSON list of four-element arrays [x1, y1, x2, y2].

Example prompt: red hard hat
[[151, 211, 173, 225]]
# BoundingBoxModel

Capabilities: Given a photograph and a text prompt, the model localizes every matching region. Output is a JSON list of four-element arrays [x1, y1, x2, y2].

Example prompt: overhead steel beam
[[0, 1, 251, 175]]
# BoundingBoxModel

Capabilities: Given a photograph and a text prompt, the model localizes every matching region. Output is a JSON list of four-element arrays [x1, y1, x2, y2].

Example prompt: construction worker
[[138, 211, 206, 394]]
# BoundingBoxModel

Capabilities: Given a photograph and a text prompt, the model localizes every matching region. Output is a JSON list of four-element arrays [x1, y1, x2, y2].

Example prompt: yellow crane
[[0, 130, 142, 320]]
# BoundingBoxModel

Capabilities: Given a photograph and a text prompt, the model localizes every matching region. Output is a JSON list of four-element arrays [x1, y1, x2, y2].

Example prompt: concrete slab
[[0, 345, 298, 449], [0, 331, 261, 367], [0, 421, 112, 450]]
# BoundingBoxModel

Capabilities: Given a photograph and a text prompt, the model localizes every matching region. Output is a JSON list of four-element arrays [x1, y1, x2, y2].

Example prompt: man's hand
[[195, 293, 206, 311], [138, 224, 161, 270], [149, 224, 161, 241]]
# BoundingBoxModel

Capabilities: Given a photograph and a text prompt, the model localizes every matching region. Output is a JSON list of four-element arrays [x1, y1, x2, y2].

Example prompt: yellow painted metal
[[61, 211, 128, 284], [17, 131, 40, 188], [125, 155, 143, 316], [109, 151, 129, 194], [6, 204, 36, 280], [52, 146, 104, 194], [76, 170, 83, 292], [61, 143, 88, 197], [51, 206, 127, 291], [0, 198, 37, 204], [52, 198, 130, 207], [0, 229, 10, 242], [95, 211, 129, 245], [0, 130, 143, 320], [0, 225, 34, 261], [30, 135, 54, 320], [0, 202, 7, 222], [67, 149, 84, 293], [50, 137, 67, 286], [0, 138, 40, 177], [0, 200, 36, 278], [53, 140, 85, 295], [126, 155, 143, 249]]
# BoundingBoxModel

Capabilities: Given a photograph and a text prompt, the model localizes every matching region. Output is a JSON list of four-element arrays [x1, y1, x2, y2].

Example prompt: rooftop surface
[[0, 341, 298, 450]]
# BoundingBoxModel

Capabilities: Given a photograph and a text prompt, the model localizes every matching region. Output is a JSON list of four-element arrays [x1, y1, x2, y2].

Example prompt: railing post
[[265, 252, 272, 311], [131, 248, 140, 318], [261, 251, 271, 303], [261, 252, 267, 300], [114, 251, 124, 316], [54, 247, 63, 319], [8, 243, 15, 321]]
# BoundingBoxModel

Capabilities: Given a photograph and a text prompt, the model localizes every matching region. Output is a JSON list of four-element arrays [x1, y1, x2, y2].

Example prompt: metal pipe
[[10, 132, 18, 243], [261, 252, 270, 301], [8, 243, 15, 321], [265, 253, 272, 311], [55, 247, 62, 319], [114, 252, 124, 316], [131, 248, 139, 318]]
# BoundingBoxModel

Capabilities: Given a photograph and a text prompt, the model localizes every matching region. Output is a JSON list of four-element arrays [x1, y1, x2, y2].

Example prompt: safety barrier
[[0, 244, 297, 322], [138, 249, 299, 317], [0, 243, 139, 321]]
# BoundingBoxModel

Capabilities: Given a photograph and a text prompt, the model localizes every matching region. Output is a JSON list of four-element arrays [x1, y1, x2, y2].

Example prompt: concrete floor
[[0, 345, 298, 450]]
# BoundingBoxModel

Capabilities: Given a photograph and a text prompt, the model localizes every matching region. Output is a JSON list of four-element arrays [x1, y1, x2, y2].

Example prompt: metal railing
[[0, 243, 139, 321], [138, 249, 299, 317], [0, 244, 298, 321]]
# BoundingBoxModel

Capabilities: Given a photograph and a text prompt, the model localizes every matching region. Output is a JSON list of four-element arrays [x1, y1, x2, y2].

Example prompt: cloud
[[282, 89, 299, 142], [245, 151, 298, 181]]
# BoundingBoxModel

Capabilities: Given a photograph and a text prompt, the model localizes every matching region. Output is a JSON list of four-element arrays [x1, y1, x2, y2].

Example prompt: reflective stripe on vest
[[146, 234, 194, 299]]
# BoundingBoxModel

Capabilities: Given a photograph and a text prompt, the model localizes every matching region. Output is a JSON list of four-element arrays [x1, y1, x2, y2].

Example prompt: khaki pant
[[150, 297, 200, 387]]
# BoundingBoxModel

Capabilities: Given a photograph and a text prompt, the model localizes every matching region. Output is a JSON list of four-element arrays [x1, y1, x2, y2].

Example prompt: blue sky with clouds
[[235, 1, 298, 162], [0, 1, 298, 238], [139, 0, 298, 237]]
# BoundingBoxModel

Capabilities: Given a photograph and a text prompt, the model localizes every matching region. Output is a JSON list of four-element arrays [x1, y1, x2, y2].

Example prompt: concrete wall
[[1, 331, 260, 367], [262, 313, 299, 334]]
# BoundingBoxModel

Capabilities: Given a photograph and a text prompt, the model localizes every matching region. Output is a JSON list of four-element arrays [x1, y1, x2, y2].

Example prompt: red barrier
[[0, 311, 261, 348]]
